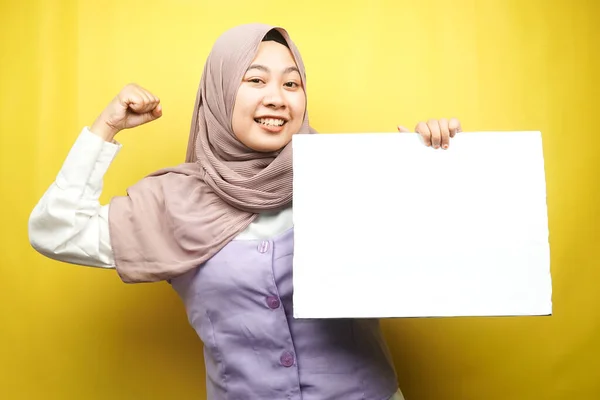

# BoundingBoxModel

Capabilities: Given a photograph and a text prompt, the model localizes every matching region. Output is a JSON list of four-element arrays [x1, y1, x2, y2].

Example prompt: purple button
[[266, 296, 280, 309], [257, 241, 269, 254], [280, 351, 295, 367]]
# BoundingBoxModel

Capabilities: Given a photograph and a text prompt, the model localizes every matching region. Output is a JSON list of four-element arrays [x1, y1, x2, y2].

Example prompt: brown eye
[[284, 82, 299, 88]]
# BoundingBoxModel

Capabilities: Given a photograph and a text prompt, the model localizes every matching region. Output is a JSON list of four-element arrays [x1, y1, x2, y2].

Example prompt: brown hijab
[[108, 24, 315, 283]]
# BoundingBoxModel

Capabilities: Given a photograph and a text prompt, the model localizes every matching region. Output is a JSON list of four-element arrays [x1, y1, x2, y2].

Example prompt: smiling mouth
[[254, 118, 287, 127]]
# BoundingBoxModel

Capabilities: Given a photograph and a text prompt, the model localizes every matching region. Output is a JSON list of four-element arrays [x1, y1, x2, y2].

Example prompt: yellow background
[[1, 0, 599, 399]]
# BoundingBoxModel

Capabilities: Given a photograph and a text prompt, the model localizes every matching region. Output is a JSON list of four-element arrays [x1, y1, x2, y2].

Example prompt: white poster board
[[292, 131, 552, 318]]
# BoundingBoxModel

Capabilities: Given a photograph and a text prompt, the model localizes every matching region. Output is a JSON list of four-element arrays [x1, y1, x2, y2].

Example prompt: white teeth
[[257, 118, 285, 127]]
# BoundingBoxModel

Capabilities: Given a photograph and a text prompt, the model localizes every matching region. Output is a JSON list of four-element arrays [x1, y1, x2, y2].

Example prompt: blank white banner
[[292, 131, 552, 319]]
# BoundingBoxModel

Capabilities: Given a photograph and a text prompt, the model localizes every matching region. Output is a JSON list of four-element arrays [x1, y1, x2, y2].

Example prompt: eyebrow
[[246, 64, 300, 75]]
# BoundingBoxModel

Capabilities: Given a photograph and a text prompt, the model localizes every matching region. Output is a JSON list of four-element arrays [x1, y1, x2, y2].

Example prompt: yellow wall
[[2, 0, 599, 398]]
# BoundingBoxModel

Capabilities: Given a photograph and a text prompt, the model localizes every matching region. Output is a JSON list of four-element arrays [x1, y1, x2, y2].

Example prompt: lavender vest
[[170, 228, 398, 399]]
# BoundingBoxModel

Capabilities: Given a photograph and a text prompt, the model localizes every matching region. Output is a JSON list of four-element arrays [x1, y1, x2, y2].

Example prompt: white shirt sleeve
[[28, 127, 121, 269]]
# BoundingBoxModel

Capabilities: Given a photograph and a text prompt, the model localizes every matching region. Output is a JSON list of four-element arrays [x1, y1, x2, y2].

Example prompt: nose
[[262, 85, 285, 109]]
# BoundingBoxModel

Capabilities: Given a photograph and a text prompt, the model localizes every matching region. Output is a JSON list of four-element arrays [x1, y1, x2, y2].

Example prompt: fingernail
[[443, 144, 448, 149]]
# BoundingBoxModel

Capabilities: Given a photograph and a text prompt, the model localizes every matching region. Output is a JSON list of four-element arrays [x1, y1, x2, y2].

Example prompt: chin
[[251, 136, 291, 153], [247, 124, 294, 152]]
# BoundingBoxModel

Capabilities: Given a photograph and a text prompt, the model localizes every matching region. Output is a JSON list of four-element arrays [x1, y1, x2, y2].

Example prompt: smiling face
[[231, 40, 307, 153]]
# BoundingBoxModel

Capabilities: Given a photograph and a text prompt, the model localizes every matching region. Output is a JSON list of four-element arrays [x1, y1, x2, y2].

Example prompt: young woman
[[29, 23, 461, 399]]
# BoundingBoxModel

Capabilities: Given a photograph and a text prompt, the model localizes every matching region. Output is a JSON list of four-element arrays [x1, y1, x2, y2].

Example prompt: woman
[[29, 23, 461, 399]]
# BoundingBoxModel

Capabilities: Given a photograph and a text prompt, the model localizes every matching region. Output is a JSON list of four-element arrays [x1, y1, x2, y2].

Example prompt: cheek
[[290, 91, 307, 120], [232, 89, 256, 131]]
